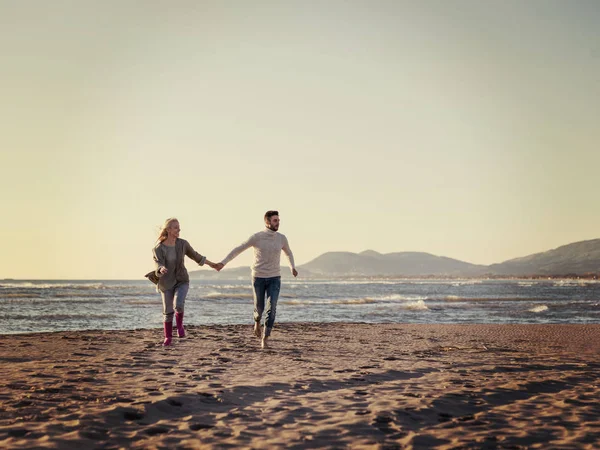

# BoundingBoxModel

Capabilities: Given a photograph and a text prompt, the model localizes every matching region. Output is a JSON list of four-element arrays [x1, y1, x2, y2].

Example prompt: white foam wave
[[281, 294, 430, 306], [305, 279, 484, 286], [205, 292, 253, 299], [451, 280, 483, 286], [553, 280, 582, 287], [282, 298, 376, 306], [377, 294, 428, 301], [403, 300, 429, 310], [528, 305, 549, 313], [0, 282, 105, 290], [201, 284, 251, 290]]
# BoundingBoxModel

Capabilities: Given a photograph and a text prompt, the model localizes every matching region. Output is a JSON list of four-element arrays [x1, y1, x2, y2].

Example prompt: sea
[[1, 278, 599, 334]]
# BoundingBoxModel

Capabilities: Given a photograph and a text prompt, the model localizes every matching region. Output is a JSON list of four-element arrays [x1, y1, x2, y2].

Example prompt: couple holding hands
[[148, 210, 296, 349]]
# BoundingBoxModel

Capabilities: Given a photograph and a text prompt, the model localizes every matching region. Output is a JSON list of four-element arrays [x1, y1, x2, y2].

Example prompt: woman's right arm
[[152, 246, 168, 275]]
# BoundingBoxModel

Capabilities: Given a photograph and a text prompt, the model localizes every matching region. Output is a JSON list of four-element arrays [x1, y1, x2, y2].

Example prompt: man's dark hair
[[264, 210, 279, 222]]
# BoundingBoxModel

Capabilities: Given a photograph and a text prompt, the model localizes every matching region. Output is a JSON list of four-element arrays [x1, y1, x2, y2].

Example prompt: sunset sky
[[1, 0, 598, 279]]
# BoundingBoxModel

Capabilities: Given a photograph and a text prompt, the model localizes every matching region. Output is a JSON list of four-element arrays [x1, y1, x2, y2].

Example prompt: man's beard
[[267, 224, 279, 231]]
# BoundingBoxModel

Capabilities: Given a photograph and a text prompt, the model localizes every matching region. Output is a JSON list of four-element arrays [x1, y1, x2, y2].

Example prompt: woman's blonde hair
[[157, 217, 179, 243]]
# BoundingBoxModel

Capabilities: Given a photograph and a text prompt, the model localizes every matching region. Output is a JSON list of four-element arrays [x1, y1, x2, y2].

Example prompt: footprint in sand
[[7, 428, 31, 438], [187, 374, 204, 381], [189, 423, 215, 431], [145, 426, 170, 435], [166, 398, 183, 407], [197, 392, 220, 404], [79, 428, 109, 440], [31, 372, 58, 378], [123, 410, 145, 421], [373, 414, 394, 430], [438, 412, 453, 422], [14, 399, 33, 407]]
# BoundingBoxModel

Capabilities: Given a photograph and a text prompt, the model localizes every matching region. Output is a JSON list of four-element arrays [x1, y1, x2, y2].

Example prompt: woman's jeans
[[252, 276, 281, 337], [161, 282, 189, 322]]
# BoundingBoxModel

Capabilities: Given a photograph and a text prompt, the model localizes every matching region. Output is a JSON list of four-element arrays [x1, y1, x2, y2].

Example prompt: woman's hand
[[159, 266, 168, 275]]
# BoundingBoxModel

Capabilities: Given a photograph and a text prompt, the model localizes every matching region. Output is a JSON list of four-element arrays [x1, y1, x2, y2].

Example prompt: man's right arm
[[219, 234, 256, 268]]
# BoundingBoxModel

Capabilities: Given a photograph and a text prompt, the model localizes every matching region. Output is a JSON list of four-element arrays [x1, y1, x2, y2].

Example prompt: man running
[[215, 210, 297, 348]]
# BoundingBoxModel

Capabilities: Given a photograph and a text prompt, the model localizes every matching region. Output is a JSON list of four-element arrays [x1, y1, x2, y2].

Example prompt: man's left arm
[[282, 235, 298, 277]]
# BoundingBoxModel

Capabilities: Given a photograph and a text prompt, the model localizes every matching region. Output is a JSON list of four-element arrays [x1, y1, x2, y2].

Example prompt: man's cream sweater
[[221, 228, 296, 278]]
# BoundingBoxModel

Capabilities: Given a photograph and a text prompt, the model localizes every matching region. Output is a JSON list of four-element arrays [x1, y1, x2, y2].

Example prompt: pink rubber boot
[[163, 321, 173, 346], [175, 312, 185, 338]]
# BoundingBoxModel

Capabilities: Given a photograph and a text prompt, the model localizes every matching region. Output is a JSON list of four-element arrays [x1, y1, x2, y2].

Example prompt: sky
[[1, 0, 599, 279]]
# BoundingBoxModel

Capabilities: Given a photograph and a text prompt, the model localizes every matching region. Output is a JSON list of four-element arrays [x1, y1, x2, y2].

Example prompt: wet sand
[[1, 323, 599, 449]]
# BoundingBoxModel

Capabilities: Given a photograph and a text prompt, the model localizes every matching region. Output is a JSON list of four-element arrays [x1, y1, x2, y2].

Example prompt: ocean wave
[[451, 280, 483, 286], [528, 305, 549, 313], [205, 292, 254, 300], [0, 292, 44, 298], [403, 300, 429, 310], [440, 295, 522, 302], [552, 280, 588, 287], [304, 280, 407, 285], [281, 298, 376, 306], [121, 300, 160, 305], [303, 279, 485, 286], [199, 284, 252, 291], [438, 296, 545, 302], [377, 294, 428, 301], [280, 295, 429, 306], [1, 298, 105, 306], [333, 298, 376, 305], [11, 313, 117, 320], [0, 282, 106, 290]]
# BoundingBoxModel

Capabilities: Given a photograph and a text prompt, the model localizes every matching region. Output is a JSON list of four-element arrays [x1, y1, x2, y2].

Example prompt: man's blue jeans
[[252, 276, 281, 337]]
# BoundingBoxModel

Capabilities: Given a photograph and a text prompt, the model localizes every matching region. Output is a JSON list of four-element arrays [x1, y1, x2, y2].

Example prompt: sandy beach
[[1, 323, 599, 449]]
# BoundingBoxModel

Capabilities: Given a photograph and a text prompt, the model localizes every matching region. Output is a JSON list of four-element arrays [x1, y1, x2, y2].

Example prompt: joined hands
[[205, 261, 224, 271]]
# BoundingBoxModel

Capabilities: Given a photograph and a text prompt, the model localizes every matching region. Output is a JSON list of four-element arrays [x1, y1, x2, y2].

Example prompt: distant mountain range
[[190, 238, 600, 279]]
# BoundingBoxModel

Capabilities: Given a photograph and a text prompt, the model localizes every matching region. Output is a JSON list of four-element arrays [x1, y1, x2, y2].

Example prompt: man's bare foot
[[261, 337, 269, 349], [253, 322, 261, 338]]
